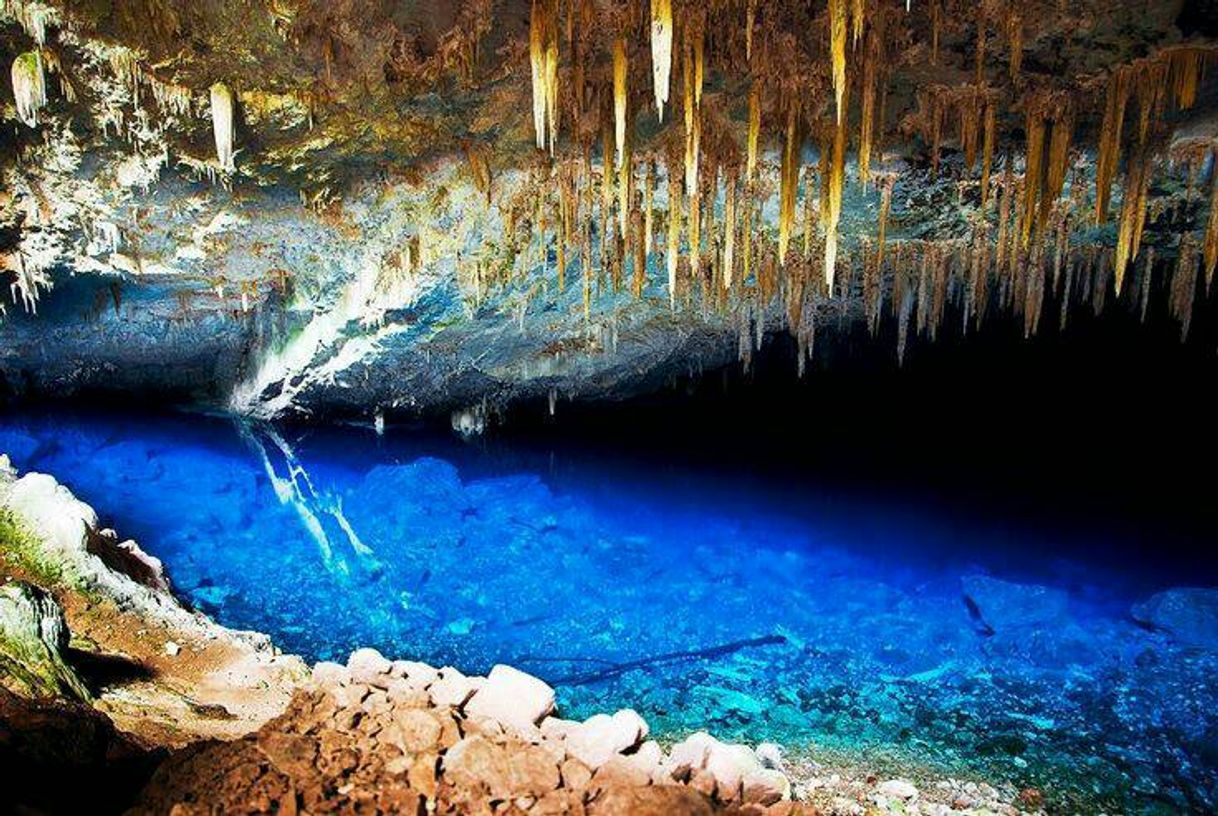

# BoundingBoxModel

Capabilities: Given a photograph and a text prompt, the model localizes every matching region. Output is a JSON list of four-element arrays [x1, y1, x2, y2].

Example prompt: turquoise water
[[2, 410, 1216, 812]]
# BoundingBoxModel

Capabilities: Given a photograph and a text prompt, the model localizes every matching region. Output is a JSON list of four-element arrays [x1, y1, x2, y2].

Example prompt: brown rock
[[257, 731, 319, 780], [588, 783, 715, 815], [561, 757, 594, 791]]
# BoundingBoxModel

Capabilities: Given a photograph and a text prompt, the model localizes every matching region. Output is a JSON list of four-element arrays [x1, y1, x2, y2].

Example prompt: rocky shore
[[1, 454, 1043, 815]]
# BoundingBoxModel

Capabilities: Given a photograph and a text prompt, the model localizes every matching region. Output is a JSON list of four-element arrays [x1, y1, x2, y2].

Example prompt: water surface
[[2, 409, 1215, 813]]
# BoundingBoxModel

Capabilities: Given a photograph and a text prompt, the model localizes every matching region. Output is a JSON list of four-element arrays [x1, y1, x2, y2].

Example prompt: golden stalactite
[[747, 81, 761, 182], [778, 102, 800, 266], [995, 157, 1013, 274], [930, 0, 940, 65], [1095, 66, 1129, 224], [643, 158, 655, 257], [689, 179, 702, 285], [746, 0, 758, 62], [723, 171, 737, 290], [601, 120, 614, 286], [1020, 104, 1045, 248], [858, 22, 880, 187], [803, 165, 816, 258], [1007, 12, 1022, 80], [666, 158, 682, 307], [877, 174, 894, 270], [1204, 153, 1218, 291], [631, 199, 647, 297], [1043, 104, 1073, 223], [529, 0, 559, 153], [851, 0, 865, 49], [650, 0, 673, 121], [829, 0, 848, 124], [618, 148, 632, 240], [1114, 149, 1151, 296], [681, 32, 702, 199], [825, 87, 848, 292], [980, 100, 996, 209], [613, 36, 628, 170]]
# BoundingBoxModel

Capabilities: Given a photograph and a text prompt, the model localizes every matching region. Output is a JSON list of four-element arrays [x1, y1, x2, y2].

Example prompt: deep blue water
[[2, 409, 1217, 812]]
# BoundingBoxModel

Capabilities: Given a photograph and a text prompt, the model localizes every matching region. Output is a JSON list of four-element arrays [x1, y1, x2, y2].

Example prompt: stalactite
[[1140, 246, 1155, 322], [851, 0, 865, 48], [1043, 105, 1073, 226], [650, 0, 673, 121], [996, 158, 1013, 274], [825, 92, 848, 292], [631, 195, 646, 297], [643, 159, 655, 257], [930, 0, 940, 65], [1020, 107, 1045, 248], [723, 172, 737, 290], [746, 0, 758, 61], [877, 176, 893, 269], [747, 82, 761, 182], [614, 37, 628, 170], [529, 0, 559, 152], [1007, 12, 1022, 80], [1172, 233, 1198, 340], [858, 25, 879, 186], [980, 102, 996, 209], [10, 50, 46, 128], [830, 0, 848, 123], [1204, 156, 1218, 291], [1095, 67, 1130, 224], [1114, 150, 1150, 296], [778, 104, 799, 266], [666, 164, 682, 307], [618, 150, 631, 239], [802, 165, 815, 258], [210, 82, 236, 173]]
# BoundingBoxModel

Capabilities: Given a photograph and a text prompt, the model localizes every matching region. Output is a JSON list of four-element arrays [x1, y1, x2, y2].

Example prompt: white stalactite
[[650, 0, 673, 121], [210, 82, 236, 173], [11, 51, 47, 128]]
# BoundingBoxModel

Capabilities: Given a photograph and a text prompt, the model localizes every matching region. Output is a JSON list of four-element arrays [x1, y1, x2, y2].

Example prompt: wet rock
[[464, 664, 555, 734], [961, 574, 1069, 631], [1132, 588, 1218, 650], [563, 709, 650, 768], [0, 581, 90, 701]]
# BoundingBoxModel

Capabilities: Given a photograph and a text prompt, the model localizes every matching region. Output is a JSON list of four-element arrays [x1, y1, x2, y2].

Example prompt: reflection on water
[[2, 409, 1216, 812]]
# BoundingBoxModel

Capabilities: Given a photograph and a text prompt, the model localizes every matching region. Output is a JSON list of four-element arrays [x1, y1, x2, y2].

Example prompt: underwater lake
[[2, 409, 1216, 812]]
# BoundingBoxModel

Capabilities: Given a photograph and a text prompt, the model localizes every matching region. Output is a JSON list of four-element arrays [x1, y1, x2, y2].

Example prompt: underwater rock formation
[[1132, 587, 1218, 650]]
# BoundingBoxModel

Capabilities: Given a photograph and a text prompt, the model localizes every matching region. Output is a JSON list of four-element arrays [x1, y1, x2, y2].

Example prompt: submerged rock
[[0, 581, 90, 701], [1132, 588, 1218, 650], [960, 574, 1070, 631]]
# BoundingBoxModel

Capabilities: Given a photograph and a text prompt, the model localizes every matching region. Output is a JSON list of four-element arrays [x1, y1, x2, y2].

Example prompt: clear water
[[2, 410, 1216, 813]]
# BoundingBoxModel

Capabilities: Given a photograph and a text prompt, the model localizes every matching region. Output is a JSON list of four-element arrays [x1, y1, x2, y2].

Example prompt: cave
[[2, 0, 1218, 813]]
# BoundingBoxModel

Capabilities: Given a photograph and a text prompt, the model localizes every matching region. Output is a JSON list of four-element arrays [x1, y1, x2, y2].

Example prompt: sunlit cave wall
[[1, 0, 1218, 423]]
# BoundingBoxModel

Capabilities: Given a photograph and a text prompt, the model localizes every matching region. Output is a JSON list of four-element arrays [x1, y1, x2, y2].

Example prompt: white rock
[[668, 731, 718, 777], [312, 661, 350, 688], [625, 739, 668, 783], [347, 647, 392, 684], [743, 768, 792, 805], [704, 741, 763, 800], [164, 640, 181, 657], [390, 659, 439, 688], [428, 666, 478, 708], [755, 742, 785, 770], [563, 709, 649, 768], [464, 664, 555, 734], [877, 779, 918, 801], [540, 716, 580, 742]]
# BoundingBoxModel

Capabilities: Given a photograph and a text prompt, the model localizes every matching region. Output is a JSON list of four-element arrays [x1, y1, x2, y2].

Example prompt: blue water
[[2, 410, 1216, 812]]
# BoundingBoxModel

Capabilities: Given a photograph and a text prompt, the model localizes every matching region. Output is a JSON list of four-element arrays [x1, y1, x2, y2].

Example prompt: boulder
[[390, 659, 439, 689], [563, 709, 649, 768], [703, 741, 763, 800], [346, 647, 392, 685], [743, 768, 792, 805], [464, 664, 555, 734], [668, 731, 719, 779], [1132, 588, 1218, 650], [961, 574, 1069, 631], [0, 581, 90, 701], [429, 666, 478, 708], [312, 661, 350, 688]]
